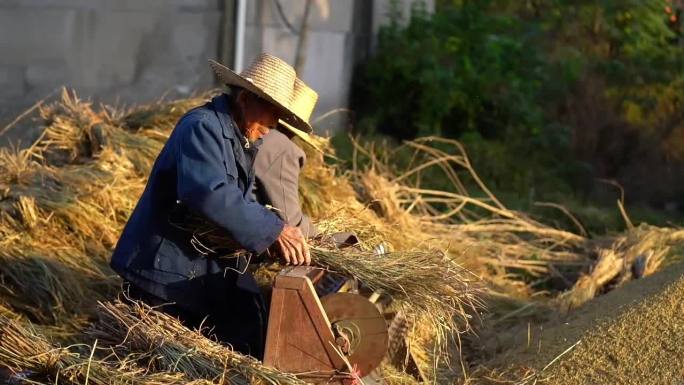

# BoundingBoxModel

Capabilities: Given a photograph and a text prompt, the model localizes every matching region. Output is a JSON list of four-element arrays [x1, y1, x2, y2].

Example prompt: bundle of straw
[[347, 137, 589, 282], [163, 208, 481, 344], [0, 90, 204, 324], [312, 247, 481, 331], [0, 315, 195, 385], [92, 300, 308, 385]]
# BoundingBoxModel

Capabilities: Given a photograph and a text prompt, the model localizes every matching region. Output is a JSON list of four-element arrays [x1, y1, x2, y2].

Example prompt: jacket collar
[[210, 94, 263, 186], [212, 94, 239, 140]]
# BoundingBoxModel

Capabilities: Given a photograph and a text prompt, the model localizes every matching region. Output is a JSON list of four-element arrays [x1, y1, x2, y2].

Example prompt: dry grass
[[92, 300, 308, 385], [0, 90, 211, 325], [0, 88, 682, 384], [0, 315, 200, 385], [346, 137, 587, 281]]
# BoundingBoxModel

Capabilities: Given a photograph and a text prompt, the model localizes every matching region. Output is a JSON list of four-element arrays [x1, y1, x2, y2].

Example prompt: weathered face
[[236, 91, 281, 142]]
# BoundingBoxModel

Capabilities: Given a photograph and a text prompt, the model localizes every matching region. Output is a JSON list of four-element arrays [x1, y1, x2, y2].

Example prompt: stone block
[[25, 61, 69, 88], [0, 0, 104, 9], [0, 66, 26, 98], [0, 0, 219, 11], [260, 26, 298, 64], [298, 30, 351, 117], [121, 10, 221, 101], [0, 8, 77, 66], [62, 9, 158, 88], [257, 0, 354, 33], [256, 26, 352, 113], [104, 0, 219, 12]]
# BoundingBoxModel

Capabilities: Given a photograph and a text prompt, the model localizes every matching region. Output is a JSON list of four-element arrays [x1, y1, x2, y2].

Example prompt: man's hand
[[272, 225, 311, 265]]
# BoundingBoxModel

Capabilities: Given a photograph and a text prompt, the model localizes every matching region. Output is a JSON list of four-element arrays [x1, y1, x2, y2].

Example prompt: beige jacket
[[253, 129, 318, 238]]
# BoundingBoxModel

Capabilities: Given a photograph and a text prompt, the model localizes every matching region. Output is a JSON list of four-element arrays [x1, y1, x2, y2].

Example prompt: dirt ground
[[480, 262, 684, 384]]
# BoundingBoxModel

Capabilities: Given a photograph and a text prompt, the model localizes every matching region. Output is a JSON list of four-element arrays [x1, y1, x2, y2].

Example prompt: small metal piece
[[368, 290, 382, 304], [335, 335, 350, 354], [315, 272, 352, 297], [632, 254, 647, 279], [332, 320, 361, 354]]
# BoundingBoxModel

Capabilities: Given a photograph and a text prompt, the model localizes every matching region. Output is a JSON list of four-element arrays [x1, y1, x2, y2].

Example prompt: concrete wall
[[241, 0, 374, 134], [0, 0, 432, 140], [0, 0, 222, 133], [237, 0, 432, 134]]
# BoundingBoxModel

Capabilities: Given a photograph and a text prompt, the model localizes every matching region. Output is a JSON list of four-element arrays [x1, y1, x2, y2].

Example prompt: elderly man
[[110, 54, 311, 359], [253, 78, 320, 238]]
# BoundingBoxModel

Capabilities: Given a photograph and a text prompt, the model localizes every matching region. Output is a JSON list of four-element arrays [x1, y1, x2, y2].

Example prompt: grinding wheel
[[320, 293, 389, 377]]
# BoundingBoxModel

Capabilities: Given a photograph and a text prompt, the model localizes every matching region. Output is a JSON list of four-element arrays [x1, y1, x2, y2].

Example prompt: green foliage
[[352, 0, 579, 196], [352, 0, 684, 217], [353, 0, 560, 141]]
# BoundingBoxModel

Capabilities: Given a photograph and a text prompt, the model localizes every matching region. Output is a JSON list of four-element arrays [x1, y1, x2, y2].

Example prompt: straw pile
[[558, 224, 684, 311], [297, 137, 684, 382], [0, 91, 176, 324], [0, 88, 682, 384], [91, 300, 308, 385], [0, 315, 194, 385]]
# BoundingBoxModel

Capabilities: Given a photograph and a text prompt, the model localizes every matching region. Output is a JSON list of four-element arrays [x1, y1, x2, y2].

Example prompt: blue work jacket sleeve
[[176, 117, 284, 254]]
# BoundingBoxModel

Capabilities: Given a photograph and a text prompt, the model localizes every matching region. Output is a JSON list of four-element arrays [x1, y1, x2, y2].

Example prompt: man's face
[[237, 92, 281, 142]]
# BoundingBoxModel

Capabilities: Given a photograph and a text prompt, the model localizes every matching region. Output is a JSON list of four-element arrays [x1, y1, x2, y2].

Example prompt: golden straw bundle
[[92, 300, 308, 385], [0, 315, 197, 385]]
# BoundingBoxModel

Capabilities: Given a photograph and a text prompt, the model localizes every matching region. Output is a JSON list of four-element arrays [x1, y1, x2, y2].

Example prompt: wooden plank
[[264, 271, 351, 380]]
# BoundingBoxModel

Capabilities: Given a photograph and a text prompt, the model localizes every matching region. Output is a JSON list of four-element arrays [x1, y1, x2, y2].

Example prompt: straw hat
[[278, 77, 320, 149], [209, 53, 312, 133]]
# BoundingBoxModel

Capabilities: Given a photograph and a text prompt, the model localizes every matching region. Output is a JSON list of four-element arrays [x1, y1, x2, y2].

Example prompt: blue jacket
[[110, 94, 284, 310]]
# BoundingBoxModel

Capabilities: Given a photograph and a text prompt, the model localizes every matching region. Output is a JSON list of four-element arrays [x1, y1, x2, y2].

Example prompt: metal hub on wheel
[[321, 292, 389, 377]]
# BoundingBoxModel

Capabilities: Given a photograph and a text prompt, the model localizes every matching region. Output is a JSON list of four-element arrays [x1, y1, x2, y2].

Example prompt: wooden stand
[[263, 266, 353, 384]]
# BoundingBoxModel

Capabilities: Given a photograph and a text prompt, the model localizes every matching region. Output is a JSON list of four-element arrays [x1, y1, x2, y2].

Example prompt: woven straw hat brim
[[278, 119, 322, 153], [286, 78, 318, 134], [276, 77, 319, 149], [209, 59, 312, 133]]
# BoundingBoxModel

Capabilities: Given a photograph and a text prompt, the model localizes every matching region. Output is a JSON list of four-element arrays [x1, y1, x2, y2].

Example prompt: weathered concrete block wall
[[0, 0, 222, 128], [243, 0, 374, 134], [242, 0, 432, 133], [0, 0, 432, 138]]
